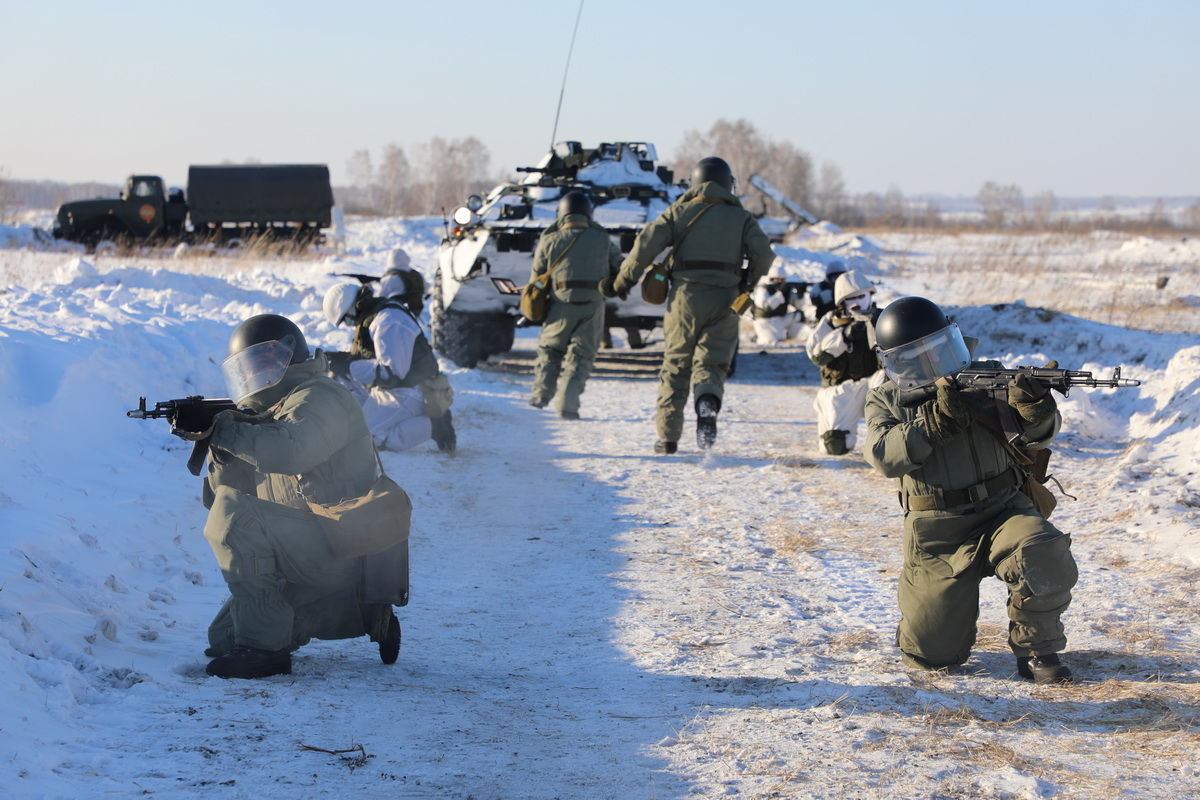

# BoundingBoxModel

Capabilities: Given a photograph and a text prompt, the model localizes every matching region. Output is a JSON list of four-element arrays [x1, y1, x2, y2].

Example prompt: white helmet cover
[[322, 282, 363, 327], [834, 270, 875, 306], [387, 248, 411, 269]]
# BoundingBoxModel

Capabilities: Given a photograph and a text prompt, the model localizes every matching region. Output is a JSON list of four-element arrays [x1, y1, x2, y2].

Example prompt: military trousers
[[203, 486, 367, 654], [897, 490, 1077, 669], [532, 298, 605, 414], [657, 281, 739, 443]]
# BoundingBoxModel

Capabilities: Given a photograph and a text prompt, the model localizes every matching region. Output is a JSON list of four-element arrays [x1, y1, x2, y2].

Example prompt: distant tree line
[[338, 137, 500, 216], [5, 123, 1198, 233]]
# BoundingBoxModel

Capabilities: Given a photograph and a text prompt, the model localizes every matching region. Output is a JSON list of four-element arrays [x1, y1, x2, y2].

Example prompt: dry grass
[[763, 519, 820, 555], [883, 230, 1199, 334]]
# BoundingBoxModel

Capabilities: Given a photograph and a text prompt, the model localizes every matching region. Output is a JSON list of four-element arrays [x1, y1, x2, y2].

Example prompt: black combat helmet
[[222, 314, 310, 403], [227, 314, 309, 363], [875, 296, 949, 351], [874, 297, 970, 390], [691, 157, 734, 191], [557, 191, 593, 220]]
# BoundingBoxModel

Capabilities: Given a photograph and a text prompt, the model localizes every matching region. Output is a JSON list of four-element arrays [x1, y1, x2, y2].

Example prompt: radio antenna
[[549, 0, 585, 151]]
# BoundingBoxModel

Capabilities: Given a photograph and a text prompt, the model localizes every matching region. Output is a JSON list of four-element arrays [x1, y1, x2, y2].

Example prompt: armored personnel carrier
[[433, 141, 686, 368]]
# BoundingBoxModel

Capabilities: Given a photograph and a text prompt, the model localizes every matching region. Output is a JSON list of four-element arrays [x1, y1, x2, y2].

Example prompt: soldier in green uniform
[[601, 157, 775, 452], [528, 191, 623, 419], [864, 297, 1076, 684], [200, 314, 404, 678]]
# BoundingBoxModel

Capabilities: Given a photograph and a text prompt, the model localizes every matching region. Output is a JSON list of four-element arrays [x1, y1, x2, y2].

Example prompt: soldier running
[[601, 157, 775, 453], [528, 191, 623, 419]]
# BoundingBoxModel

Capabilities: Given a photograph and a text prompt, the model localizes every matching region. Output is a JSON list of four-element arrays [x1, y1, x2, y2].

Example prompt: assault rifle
[[127, 396, 240, 476], [898, 365, 1141, 443]]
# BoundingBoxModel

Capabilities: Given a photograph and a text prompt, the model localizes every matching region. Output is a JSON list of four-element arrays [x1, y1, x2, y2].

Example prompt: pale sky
[[2, 0, 1196, 197]]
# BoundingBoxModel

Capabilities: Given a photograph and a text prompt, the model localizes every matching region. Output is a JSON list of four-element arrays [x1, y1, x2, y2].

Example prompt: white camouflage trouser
[[360, 385, 432, 451], [813, 370, 886, 449], [752, 312, 804, 345]]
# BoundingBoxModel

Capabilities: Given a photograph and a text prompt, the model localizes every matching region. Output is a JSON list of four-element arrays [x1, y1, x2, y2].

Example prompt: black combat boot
[[205, 646, 292, 679], [695, 394, 721, 450], [560, 410, 580, 420], [654, 440, 678, 455], [529, 397, 548, 409], [431, 410, 456, 453], [1017, 653, 1073, 684], [822, 429, 849, 455]]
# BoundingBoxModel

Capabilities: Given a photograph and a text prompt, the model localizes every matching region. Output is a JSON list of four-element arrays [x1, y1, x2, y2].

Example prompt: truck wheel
[[430, 267, 476, 367], [430, 267, 517, 368]]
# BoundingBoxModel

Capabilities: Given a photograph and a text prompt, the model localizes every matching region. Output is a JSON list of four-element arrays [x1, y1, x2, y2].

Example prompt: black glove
[[171, 405, 216, 437], [598, 277, 628, 301], [921, 382, 977, 444], [326, 350, 356, 379], [1008, 361, 1057, 425], [765, 283, 781, 295], [846, 320, 868, 342]]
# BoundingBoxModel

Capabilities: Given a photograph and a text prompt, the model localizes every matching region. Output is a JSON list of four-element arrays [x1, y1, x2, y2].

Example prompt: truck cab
[[53, 174, 187, 245]]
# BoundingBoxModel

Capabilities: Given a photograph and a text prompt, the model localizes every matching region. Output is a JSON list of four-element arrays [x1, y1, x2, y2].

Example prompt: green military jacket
[[208, 353, 378, 509], [530, 214, 622, 304], [864, 369, 1060, 507], [615, 181, 775, 290]]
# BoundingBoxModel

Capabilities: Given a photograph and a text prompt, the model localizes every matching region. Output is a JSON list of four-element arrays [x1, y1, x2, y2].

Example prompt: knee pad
[[1012, 535, 1077, 597]]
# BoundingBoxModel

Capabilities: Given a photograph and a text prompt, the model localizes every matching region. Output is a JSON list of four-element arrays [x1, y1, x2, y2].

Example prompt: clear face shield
[[221, 339, 295, 403], [877, 323, 971, 390]]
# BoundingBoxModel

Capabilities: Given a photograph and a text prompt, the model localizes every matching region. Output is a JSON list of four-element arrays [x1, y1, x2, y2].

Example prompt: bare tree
[[377, 143, 411, 216], [978, 181, 1024, 227], [672, 118, 814, 214], [1030, 190, 1057, 228], [814, 161, 846, 221], [408, 136, 493, 215]]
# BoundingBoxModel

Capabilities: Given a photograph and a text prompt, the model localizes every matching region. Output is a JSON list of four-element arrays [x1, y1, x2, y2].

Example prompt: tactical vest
[[818, 309, 881, 386], [819, 343, 879, 386], [753, 294, 790, 319], [352, 298, 439, 389]]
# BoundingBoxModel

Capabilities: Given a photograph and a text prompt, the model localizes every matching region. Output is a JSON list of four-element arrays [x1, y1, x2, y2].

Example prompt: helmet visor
[[877, 323, 970, 390], [221, 339, 294, 403]]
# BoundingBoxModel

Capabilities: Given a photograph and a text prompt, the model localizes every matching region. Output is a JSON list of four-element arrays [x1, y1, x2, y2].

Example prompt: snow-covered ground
[[1, 217, 1198, 799]]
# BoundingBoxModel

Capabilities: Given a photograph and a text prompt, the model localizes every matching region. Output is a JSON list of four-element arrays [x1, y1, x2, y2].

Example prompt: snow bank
[[0, 221, 57, 250]]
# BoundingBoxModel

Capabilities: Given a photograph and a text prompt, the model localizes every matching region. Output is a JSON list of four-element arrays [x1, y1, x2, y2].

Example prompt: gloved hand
[[765, 283, 781, 295], [920, 381, 977, 444], [171, 404, 215, 436], [172, 424, 213, 442], [598, 277, 628, 301], [1008, 361, 1058, 425], [326, 350, 357, 379], [845, 320, 868, 342]]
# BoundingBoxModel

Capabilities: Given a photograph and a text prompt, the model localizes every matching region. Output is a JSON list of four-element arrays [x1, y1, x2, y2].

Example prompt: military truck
[[433, 141, 688, 368], [51, 164, 334, 248]]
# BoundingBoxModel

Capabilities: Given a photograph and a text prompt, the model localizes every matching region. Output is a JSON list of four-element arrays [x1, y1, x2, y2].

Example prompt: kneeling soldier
[[864, 297, 1077, 684]]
